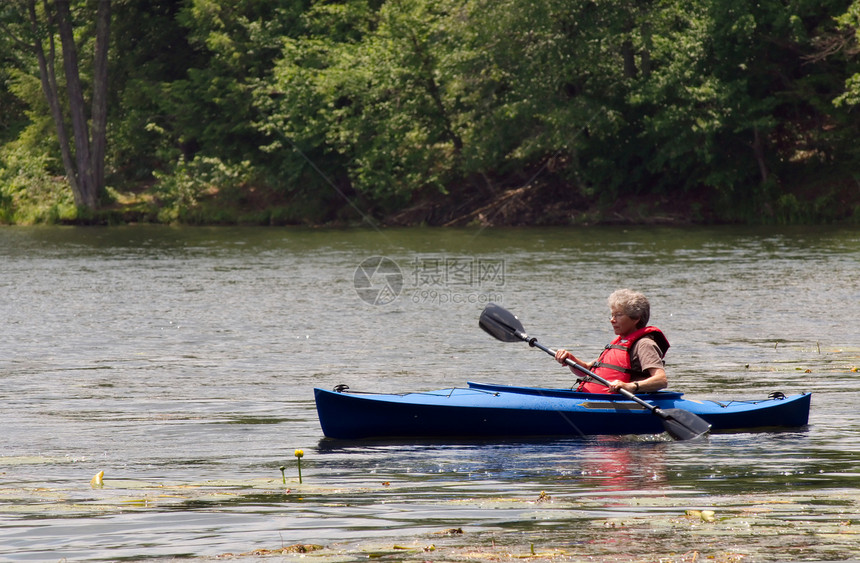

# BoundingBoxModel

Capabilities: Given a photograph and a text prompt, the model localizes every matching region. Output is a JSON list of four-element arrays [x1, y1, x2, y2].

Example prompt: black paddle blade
[[479, 303, 527, 343], [660, 408, 712, 440]]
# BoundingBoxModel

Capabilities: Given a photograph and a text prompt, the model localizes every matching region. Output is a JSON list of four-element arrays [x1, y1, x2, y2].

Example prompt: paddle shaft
[[526, 338, 666, 416]]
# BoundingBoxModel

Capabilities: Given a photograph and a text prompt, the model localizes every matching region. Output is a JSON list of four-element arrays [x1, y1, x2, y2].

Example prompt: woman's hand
[[611, 368, 666, 394], [608, 380, 636, 393], [555, 349, 574, 365]]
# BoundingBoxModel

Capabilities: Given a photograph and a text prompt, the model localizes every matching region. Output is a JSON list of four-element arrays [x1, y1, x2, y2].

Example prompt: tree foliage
[[1, 0, 858, 223]]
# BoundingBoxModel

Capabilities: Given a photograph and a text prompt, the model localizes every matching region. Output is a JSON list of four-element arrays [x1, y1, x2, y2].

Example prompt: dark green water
[[0, 225, 857, 561]]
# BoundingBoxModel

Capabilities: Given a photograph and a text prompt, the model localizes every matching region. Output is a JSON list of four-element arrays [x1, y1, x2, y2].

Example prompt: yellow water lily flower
[[90, 470, 104, 488]]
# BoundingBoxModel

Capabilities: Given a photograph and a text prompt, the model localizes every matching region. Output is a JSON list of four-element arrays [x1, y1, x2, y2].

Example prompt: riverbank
[[2, 170, 858, 227]]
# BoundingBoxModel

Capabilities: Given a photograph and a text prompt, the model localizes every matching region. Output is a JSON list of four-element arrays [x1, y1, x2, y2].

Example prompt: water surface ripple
[[1, 225, 858, 561]]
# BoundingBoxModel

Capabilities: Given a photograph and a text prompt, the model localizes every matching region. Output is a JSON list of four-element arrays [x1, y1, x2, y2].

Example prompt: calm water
[[0, 225, 858, 561]]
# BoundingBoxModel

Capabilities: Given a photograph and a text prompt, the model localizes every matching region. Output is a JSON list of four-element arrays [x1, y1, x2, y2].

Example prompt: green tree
[[2, 0, 110, 209], [261, 0, 624, 211], [257, 0, 383, 214], [107, 0, 206, 181], [0, 27, 27, 146], [2, 0, 856, 224], [139, 0, 304, 167], [833, 1, 860, 105], [605, 0, 854, 218]]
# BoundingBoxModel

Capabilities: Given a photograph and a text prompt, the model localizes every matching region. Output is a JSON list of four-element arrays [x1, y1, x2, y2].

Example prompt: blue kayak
[[314, 382, 811, 439]]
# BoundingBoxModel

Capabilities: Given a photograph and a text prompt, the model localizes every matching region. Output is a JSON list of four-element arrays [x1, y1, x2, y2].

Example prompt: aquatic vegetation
[[224, 543, 323, 557], [295, 449, 304, 484], [686, 509, 717, 523], [2, 472, 859, 561]]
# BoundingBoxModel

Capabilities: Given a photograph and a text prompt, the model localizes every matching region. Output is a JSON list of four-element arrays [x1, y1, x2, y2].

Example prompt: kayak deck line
[[329, 385, 502, 398], [581, 401, 647, 410]]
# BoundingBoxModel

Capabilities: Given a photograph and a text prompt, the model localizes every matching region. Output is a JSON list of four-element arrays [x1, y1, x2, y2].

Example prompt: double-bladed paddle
[[479, 303, 711, 441]]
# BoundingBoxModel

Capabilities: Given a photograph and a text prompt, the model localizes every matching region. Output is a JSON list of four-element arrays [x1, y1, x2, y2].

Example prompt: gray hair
[[608, 289, 650, 328]]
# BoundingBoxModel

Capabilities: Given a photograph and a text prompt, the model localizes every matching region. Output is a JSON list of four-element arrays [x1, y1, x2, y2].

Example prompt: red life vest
[[577, 326, 669, 394]]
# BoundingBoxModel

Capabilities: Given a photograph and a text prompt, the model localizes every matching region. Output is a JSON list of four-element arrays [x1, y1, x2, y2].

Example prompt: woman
[[555, 289, 669, 394]]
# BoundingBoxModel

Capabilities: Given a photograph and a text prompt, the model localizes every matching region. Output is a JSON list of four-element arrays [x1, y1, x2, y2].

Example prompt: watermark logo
[[354, 256, 403, 305], [354, 256, 505, 305]]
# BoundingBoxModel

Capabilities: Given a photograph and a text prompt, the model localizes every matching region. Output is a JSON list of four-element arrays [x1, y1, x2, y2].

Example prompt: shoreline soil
[[4, 172, 859, 227]]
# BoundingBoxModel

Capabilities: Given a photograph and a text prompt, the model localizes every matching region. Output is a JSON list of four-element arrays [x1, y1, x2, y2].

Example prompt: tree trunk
[[640, 22, 652, 79], [622, 38, 637, 79], [55, 0, 97, 209], [90, 0, 110, 195], [752, 126, 769, 184], [28, 0, 81, 200], [25, 0, 110, 210]]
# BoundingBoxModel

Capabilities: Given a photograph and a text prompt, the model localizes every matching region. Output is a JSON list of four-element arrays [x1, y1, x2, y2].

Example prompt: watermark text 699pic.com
[[353, 256, 506, 306]]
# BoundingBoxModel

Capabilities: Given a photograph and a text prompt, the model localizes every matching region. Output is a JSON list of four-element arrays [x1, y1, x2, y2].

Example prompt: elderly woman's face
[[610, 309, 639, 336]]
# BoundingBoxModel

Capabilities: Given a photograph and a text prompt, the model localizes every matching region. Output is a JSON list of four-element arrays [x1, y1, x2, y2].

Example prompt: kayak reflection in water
[[555, 289, 669, 395]]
